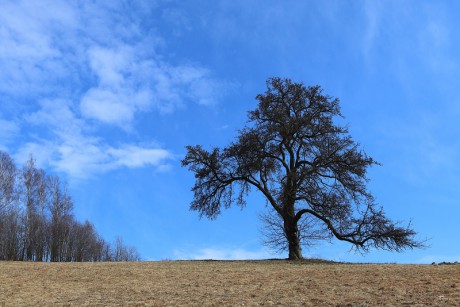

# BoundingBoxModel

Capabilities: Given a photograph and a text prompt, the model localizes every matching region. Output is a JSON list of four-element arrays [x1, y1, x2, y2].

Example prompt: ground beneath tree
[[1, 260, 459, 306]]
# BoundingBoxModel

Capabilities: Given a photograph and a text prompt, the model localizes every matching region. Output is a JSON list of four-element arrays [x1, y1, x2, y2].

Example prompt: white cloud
[[108, 146, 170, 168], [22, 101, 172, 179], [80, 45, 155, 127], [170, 65, 225, 106], [88, 46, 132, 86], [26, 99, 85, 136], [79, 41, 225, 128], [80, 89, 139, 126], [173, 247, 274, 260], [0, 1, 76, 59], [51, 141, 171, 179]]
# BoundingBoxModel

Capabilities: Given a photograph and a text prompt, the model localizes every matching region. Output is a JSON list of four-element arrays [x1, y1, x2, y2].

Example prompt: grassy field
[[0, 260, 459, 306]]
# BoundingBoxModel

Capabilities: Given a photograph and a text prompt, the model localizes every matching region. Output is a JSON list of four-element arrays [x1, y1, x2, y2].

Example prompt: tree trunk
[[284, 217, 303, 260]]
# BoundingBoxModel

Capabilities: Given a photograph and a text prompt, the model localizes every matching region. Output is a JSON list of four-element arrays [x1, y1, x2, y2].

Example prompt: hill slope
[[1, 260, 459, 305]]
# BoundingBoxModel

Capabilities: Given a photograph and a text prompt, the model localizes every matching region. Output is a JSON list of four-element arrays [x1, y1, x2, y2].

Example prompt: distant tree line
[[0, 151, 140, 262]]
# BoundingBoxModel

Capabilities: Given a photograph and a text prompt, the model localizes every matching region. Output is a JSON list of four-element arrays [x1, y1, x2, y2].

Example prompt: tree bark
[[284, 217, 303, 260]]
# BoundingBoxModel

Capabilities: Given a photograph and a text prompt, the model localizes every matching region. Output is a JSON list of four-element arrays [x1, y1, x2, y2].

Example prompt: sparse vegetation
[[0, 260, 459, 305]]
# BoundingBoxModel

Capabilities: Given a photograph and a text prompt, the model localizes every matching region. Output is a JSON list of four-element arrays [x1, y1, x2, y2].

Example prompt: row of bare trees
[[0, 151, 140, 262]]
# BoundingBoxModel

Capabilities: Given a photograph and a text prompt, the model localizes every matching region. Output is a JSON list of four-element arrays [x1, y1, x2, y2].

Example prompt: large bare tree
[[183, 77, 422, 260]]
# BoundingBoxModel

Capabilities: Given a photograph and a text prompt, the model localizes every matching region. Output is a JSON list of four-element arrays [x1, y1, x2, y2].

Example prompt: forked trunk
[[284, 217, 303, 260]]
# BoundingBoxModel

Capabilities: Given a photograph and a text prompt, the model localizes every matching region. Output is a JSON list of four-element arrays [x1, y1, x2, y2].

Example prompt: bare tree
[[100, 239, 113, 262], [0, 151, 17, 212], [72, 220, 104, 262], [19, 156, 49, 261], [112, 236, 141, 262], [114, 236, 131, 262], [0, 210, 22, 260], [0, 151, 19, 260], [183, 77, 424, 260], [48, 175, 73, 262]]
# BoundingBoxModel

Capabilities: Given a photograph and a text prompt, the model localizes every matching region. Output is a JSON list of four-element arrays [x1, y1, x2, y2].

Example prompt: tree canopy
[[182, 77, 423, 260]]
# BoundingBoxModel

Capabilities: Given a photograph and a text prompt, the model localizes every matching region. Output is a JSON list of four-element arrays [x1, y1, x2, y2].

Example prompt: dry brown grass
[[0, 260, 459, 306]]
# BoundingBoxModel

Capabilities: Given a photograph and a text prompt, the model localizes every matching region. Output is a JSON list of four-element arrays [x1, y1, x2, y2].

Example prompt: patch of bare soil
[[0, 260, 459, 306]]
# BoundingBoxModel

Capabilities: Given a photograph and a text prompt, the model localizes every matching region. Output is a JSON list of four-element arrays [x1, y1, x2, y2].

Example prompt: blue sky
[[1, 0, 459, 263]]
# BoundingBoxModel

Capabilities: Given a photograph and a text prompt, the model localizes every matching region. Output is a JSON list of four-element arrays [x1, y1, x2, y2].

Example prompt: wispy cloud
[[361, 1, 459, 79], [173, 246, 275, 260], [80, 45, 154, 127], [362, 0, 382, 60], [80, 44, 224, 128], [19, 100, 172, 179], [107, 146, 170, 169], [0, 1, 79, 96]]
